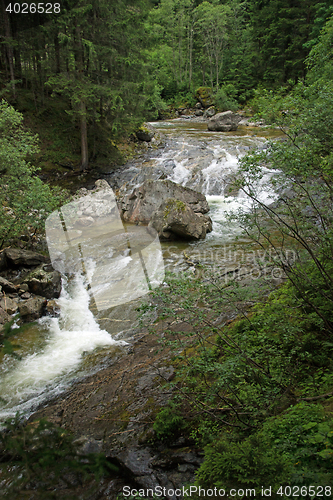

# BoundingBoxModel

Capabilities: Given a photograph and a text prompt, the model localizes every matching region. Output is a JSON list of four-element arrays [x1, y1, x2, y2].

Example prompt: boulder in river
[[207, 110, 240, 132], [148, 199, 212, 241], [23, 265, 62, 299], [136, 123, 155, 142], [120, 179, 210, 224]]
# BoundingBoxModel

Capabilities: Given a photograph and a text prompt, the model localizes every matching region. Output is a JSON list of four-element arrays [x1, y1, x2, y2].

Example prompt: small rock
[[19, 283, 29, 292], [0, 277, 18, 294], [203, 106, 216, 118], [20, 292, 31, 300], [0, 306, 10, 326], [46, 299, 60, 315]]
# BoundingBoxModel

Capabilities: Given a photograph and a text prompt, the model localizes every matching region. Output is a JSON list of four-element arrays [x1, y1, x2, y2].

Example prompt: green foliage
[[153, 402, 187, 441], [0, 100, 67, 247], [214, 87, 238, 112], [196, 433, 291, 496], [0, 415, 117, 499]]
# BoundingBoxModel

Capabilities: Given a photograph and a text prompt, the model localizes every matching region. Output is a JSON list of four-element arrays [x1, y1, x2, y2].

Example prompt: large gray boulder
[[148, 199, 212, 241], [207, 110, 240, 132], [120, 179, 209, 224], [23, 265, 62, 299]]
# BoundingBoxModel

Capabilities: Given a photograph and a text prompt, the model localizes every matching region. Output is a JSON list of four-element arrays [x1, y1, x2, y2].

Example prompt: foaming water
[[0, 272, 124, 421]]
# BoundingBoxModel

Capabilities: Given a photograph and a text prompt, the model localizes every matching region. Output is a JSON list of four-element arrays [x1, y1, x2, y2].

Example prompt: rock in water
[[207, 110, 240, 132], [120, 179, 209, 224], [149, 199, 212, 241], [136, 123, 155, 142]]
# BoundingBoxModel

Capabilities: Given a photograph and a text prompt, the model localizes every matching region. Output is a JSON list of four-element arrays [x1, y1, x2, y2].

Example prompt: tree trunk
[[80, 100, 89, 171], [1, 0, 16, 98]]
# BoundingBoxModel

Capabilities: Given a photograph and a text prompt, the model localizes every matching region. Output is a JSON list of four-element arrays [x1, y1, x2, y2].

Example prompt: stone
[[19, 283, 29, 292], [195, 109, 203, 116], [0, 297, 18, 315], [5, 247, 48, 267], [0, 276, 18, 294], [148, 199, 213, 241], [74, 216, 95, 227], [120, 179, 210, 224], [24, 266, 62, 299], [0, 306, 10, 327], [136, 123, 155, 142], [20, 292, 31, 299], [195, 102, 202, 109], [46, 299, 60, 315], [0, 250, 6, 271], [203, 106, 216, 118], [207, 110, 240, 132], [18, 297, 46, 320]]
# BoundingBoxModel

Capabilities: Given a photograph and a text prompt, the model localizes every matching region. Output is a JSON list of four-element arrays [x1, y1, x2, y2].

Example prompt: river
[[0, 119, 281, 422]]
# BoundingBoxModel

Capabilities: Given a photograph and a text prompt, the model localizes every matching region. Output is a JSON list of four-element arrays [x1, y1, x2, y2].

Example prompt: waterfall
[[0, 271, 124, 420]]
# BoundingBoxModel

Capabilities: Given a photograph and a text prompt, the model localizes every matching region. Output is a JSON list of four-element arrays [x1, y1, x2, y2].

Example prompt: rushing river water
[[0, 119, 281, 422]]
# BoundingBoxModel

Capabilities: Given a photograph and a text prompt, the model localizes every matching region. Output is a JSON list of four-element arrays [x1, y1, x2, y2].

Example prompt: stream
[[0, 119, 281, 423]]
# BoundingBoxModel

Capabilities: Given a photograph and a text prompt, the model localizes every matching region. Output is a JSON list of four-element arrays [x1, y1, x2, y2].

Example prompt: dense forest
[[1, 0, 333, 498]]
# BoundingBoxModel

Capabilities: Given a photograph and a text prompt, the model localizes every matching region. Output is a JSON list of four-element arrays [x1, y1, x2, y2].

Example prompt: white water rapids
[[0, 119, 281, 422]]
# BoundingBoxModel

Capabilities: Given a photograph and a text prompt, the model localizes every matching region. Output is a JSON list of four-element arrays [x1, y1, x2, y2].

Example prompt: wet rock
[[18, 296, 46, 320], [207, 110, 240, 132], [0, 297, 18, 315], [5, 248, 48, 267], [195, 109, 203, 116], [24, 265, 62, 299], [136, 123, 155, 142], [149, 199, 212, 241], [203, 106, 216, 119], [46, 299, 60, 315], [120, 179, 210, 224]]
